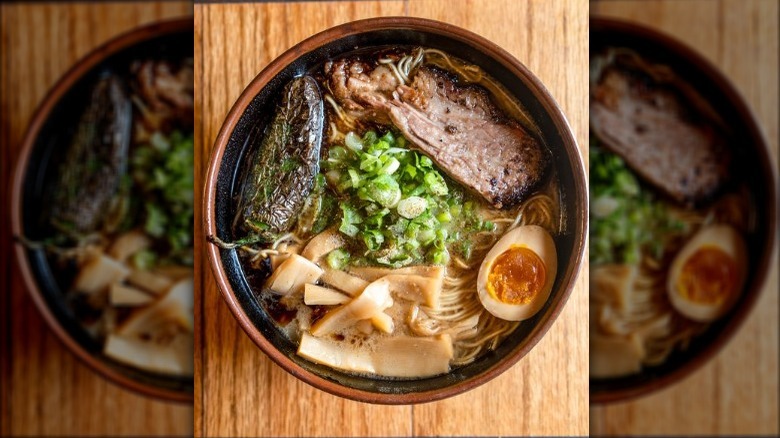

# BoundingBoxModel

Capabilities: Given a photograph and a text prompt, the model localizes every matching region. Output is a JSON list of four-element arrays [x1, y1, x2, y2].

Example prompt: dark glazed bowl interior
[[12, 19, 194, 402], [205, 17, 586, 404], [590, 18, 778, 404]]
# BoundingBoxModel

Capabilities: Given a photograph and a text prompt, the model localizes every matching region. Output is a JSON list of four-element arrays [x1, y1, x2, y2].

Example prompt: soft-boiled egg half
[[477, 225, 557, 321], [667, 224, 747, 322]]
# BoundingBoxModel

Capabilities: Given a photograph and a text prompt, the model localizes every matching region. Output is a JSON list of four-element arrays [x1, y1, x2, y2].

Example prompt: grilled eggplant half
[[49, 73, 132, 237], [232, 76, 325, 243]]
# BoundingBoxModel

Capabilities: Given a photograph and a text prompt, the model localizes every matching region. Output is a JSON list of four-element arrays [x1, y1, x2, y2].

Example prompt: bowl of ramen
[[589, 18, 777, 403], [11, 18, 194, 402], [205, 17, 586, 404]]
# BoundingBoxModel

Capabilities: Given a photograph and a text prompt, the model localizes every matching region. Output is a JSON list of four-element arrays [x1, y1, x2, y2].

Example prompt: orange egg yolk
[[486, 246, 546, 305], [676, 245, 738, 305]]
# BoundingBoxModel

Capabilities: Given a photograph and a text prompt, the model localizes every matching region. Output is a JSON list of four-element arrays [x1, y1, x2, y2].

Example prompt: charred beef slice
[[591, 64, 731, 206]]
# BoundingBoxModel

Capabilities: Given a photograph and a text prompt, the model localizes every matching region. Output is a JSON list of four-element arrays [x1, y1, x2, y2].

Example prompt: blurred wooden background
[[590, 0, 779, 435], [194, 0, 589, 436], [0, 3, 194, 436]]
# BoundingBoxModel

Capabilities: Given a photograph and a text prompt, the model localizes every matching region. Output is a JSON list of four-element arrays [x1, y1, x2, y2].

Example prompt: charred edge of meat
[[232, 75, 325, 242], [492, 150, 552, 209]]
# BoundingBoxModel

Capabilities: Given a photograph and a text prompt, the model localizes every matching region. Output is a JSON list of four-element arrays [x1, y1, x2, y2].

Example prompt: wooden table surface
[[0, 3, 194, 436], [590, 0, 779, 435], [194, 1, 588, 436]]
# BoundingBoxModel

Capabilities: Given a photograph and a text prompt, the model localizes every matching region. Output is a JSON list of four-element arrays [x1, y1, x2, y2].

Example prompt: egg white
[[477, 225, 557, 321], [667, 224, 747, 322]]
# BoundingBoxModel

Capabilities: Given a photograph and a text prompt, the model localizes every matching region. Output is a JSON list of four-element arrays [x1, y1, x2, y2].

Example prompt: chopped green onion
[[436, 211, 452, 223], [328, 146, 349, 162], [322, 129, 492, 267], [325, 248, 350, 270], [362, 130, 378, 146], [361, 230, 385, 251], [590, 141, 687, 265], [429, 247, 449, 265], [397, 196, 427, 219], [131, 249, 157, 270], [344, 132, 364, 151], [365, 174, 401, 208], [348, 168, 361, 189], [379, 157, 400, 175], [339, 204, 362, 237], [144, 204, 167, 237]]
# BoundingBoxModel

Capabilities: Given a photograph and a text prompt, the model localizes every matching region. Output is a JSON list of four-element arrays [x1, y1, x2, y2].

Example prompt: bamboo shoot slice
[[266, 254, 323, 295], [356, 319, 374, 334], [297, 333, 453, 378], [371, 312, 394, 334], [118, 278, 194, 336], [310, 278, 392, 337], [73, 253, 130, 295], [106, 278, 194, 377], [109, 283, 154, 306], [349, 265, 444, 281], [372, 334, 453, 377], [269, 252, 291, 271], [108, 230, 151, 262], [384, 274, 444, 310], [304, 284, 351, 306], [161, 278, 195, 332], [298, 333, 375, 374], [126, 269, 173, 295], [104, 331, 193, 376], [321, 268, 368, 297], [589, 335, 643, 378], [301, 228, 345, 262]]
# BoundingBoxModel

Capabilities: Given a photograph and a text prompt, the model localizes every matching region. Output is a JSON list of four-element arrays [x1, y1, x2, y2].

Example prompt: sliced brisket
[[590, 65, 730, 206]]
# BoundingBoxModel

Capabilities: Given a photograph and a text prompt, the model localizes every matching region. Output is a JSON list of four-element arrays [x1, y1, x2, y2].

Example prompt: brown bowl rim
[[589, 17, 779, 404], [204, 16, 587, 404], [11, 17, 195, 403]]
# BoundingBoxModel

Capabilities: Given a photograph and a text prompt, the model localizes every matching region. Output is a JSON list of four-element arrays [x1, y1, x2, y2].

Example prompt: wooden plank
[[589, 0, 779, 435], [193, 5, 205, 438], [0, 3, 193, 436], [195, 0, 589, 436]]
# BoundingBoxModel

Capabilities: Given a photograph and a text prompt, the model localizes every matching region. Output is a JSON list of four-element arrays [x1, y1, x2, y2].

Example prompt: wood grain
[[0, 3, 194, 436], [590, 0, 779, 435], [194, 1, 589, 436]]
